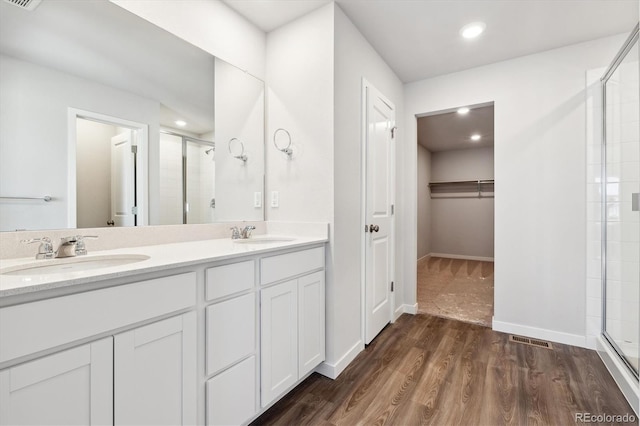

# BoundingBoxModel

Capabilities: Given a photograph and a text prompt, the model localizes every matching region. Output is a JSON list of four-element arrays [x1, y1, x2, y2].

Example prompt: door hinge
[[391, 126, 397, 139], [131, 145, 138, 154], [131, 206, 138, 215], [391, 281, 394, 292], [391, 204, 394, 215]]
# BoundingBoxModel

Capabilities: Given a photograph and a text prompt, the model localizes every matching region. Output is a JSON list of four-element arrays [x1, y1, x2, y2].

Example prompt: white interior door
[[364, 82, 395, 345], [110, 130, 136, 227]]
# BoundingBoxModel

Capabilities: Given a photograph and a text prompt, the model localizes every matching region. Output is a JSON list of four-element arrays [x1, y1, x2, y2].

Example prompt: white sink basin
[[0, 254, 150, 276], [233, 237, 295, 244]]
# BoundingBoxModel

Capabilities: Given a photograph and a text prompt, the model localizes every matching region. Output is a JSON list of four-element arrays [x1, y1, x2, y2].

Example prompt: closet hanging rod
[[428, 179, 494, 186]]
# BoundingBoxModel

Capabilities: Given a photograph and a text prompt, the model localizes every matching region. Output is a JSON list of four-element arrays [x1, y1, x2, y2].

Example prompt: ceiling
[[223, 0, 638, 83], [418, 104, 494, 152]]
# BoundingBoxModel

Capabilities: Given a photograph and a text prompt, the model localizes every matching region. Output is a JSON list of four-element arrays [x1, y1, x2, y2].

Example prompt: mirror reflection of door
[[110, 130, 136, 227], [76, 118, 137, 228]]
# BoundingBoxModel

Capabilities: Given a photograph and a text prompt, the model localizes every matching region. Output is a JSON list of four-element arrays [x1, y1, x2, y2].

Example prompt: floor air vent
[[509, 335, 553, 349], [2, 0, 42, 11]]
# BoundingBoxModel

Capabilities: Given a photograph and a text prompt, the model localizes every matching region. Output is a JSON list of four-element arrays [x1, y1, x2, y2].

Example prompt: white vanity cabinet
[[260, 247, 325, 407], [0, 238, 327, 426], [0, 273, 197, 426], [0, 338, 113, 425]]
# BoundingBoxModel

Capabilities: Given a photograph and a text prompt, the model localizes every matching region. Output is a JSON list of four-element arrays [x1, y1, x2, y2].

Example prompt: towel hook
[[273, 128, 293, 158], [228, 138, 247, 162]]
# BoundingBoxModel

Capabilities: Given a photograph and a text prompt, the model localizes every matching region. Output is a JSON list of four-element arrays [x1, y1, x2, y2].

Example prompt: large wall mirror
[[0, 0, 265, 232]]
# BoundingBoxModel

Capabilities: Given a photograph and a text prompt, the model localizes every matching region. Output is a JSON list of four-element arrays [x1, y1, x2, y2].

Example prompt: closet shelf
[[428, 179, 494, 199]]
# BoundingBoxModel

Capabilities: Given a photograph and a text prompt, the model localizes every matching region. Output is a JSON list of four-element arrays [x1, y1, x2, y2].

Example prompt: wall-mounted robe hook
[[228, 138, 247, 162], [273, 128, 293, 158]]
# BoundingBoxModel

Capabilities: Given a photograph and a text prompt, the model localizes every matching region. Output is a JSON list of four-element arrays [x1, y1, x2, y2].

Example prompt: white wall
[[265, 4, 334, 224], [0, 55, 159, 231], [417, 145, 431, 259], [214, 58, 265, 222], [402, 34, 628, 347], [264, 3, 404, 378], [110, 0, 266, 80], [430, 147, 494, 259], [325, 5, 404, 377]]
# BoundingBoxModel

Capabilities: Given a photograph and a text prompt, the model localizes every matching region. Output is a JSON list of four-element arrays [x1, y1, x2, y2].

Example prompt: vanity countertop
[[0, 235, 327, 298]]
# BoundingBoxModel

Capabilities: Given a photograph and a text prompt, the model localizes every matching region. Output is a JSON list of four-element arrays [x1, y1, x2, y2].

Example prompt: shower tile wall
[[185, 143, 216, 224], [586, 68, 604, 346], [159, 133, 183, 225]]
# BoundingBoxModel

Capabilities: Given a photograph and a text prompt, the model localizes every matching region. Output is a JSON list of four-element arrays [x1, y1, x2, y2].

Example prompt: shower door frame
[[160, 130, 215, 225], [600, 23, 640, 380]]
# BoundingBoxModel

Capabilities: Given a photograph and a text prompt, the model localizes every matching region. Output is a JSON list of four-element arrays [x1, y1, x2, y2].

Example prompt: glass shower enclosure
[[159, 131, 216, 225], [602, 23, 639, 379]]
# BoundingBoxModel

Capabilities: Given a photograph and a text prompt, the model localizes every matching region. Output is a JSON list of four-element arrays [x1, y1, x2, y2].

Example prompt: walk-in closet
[[416, 103, 495, 326]]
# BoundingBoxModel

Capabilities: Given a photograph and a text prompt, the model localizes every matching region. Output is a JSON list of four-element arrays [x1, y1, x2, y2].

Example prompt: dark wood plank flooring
[[252, 314, 635, 426]]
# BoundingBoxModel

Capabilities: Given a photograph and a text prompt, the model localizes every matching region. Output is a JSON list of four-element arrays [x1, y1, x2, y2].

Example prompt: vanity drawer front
[[205, 260, 255, 301], [260, 247, 324, 285], [0, 272, 196, 364], [206, 293, 255, 376], [206, 356, 256, 426]]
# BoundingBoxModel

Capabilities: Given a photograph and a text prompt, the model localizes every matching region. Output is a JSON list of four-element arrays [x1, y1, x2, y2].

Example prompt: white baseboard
[[417, 254, 431, 262], [402, 303, 418, 315], [596, 336, 639, 416], [585, 334, 598, 350], [394, 305, 404, 320], [315, 340, 363, 380], [492, 319, 587, 348], [430, 252, 494, 262]]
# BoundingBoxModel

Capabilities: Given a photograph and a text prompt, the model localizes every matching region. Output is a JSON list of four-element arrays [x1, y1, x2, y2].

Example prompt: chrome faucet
[[55, 235, 98, 258], [240, 225, 255, 239], [21, 237, 54, 259], [230, 225, 255, 239], [230, 226, 241, 239], [75, 235, 98, 256]]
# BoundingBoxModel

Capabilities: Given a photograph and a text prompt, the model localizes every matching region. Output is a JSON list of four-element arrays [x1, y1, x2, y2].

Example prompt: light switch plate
[[254, 192, 262, 208], [271, 191, 279, 208]]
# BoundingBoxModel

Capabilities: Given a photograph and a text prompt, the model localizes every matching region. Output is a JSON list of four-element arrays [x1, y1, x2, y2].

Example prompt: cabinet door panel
[[298, 271, 325, 378], [115, 312, 196, 426], [0, 338, 113, 426], [206, 356, 256, 425], [206, 293, 255, 376], [261, 280, 298, 407]]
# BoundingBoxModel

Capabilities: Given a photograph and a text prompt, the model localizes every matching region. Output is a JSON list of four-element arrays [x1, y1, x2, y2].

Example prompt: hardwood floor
[[252, 314, 634, 426], [417, 257, 494, 327]]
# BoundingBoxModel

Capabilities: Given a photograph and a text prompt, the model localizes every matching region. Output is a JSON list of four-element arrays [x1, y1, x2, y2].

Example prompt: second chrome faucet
[[230, 225, 256, 240]]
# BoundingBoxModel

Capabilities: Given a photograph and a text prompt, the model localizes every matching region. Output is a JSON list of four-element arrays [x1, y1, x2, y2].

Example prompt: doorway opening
[[415, 102, 495, 327], [68, 109, 148, 229]]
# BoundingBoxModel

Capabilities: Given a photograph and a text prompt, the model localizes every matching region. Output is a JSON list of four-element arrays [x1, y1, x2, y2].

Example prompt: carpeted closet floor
[[417, 256, 494, 327]]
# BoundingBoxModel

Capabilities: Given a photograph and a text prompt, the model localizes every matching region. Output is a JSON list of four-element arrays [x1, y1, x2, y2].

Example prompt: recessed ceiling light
[[457, 107, 470, 115], [460, 22, 486, 39], [470, 134, 481, 141], [175, 120, 187, 127]]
